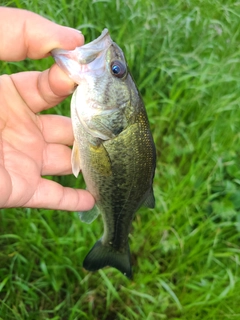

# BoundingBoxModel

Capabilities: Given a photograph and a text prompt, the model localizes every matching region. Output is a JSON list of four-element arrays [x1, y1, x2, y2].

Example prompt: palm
[[0, 7, 94, 211], [0, 71, 94, 211], [0, 101, 45, 207]]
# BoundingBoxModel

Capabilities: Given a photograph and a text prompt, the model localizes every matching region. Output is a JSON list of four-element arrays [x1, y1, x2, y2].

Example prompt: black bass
[[52, 29, 156, 279]]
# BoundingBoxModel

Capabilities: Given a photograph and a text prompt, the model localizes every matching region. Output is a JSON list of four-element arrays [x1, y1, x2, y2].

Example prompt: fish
[[52, 29, 156, 279]]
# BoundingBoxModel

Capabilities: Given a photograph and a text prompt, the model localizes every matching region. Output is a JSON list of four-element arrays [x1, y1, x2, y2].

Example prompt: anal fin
[[79, 206, 100, 224]]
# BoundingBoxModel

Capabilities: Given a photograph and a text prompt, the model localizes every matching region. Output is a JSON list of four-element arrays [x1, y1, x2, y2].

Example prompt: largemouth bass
[[52, 29, 156, 279]]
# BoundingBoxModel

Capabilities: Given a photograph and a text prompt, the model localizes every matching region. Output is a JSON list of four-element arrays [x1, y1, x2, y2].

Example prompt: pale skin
[[0, 7, 95, 211]]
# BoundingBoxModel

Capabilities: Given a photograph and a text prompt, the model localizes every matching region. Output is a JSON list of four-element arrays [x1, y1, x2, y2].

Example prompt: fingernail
[[66, 27, 82, 34], [69, 83, 78, 94]]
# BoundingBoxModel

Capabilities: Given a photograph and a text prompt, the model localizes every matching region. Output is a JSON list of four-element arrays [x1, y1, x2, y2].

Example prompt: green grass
[[1, 0, 240, 319]]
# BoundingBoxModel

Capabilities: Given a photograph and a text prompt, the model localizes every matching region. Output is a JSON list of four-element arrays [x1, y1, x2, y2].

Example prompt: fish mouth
[[51, 29, 112, 84]]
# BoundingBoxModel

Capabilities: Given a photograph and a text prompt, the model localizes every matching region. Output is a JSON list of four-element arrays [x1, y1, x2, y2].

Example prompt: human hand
[[0, 7, 95, 211]]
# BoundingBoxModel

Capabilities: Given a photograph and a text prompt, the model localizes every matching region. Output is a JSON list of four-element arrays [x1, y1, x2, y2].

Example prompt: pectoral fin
[[71, 141, 81, 177], [89, 144, 112, 176]]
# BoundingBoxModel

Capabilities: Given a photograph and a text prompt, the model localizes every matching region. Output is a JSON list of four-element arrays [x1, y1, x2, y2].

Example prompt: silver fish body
[[52, 29, 156, 278]]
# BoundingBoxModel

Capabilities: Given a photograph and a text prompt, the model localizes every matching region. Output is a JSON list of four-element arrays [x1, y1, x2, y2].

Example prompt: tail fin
[[83, 240, 132, 279]]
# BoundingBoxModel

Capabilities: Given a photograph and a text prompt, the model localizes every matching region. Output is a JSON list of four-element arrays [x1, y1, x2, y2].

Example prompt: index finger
[[0, 7, 84, 61]]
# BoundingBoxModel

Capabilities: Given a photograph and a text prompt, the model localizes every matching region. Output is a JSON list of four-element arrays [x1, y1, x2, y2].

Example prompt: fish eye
[[111, 61, 127, 78]]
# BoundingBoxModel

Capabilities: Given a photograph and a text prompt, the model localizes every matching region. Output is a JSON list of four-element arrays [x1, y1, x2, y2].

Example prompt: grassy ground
[[1, 0, 240, 319]]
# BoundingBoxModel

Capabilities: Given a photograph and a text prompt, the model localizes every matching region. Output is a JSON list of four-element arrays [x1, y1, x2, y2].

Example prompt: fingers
[[34, 114, 75, 175], [36, 114, 74, 176], [38, 115, 74, 146], [26, 178, 95, 211], [0, 7, 83, 111], [42, 143, 73, 176], [0, 167, 12, 208], [38, 115, 74, 175], [0, 7, 84, 61], [9, 66, 76, 112]]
